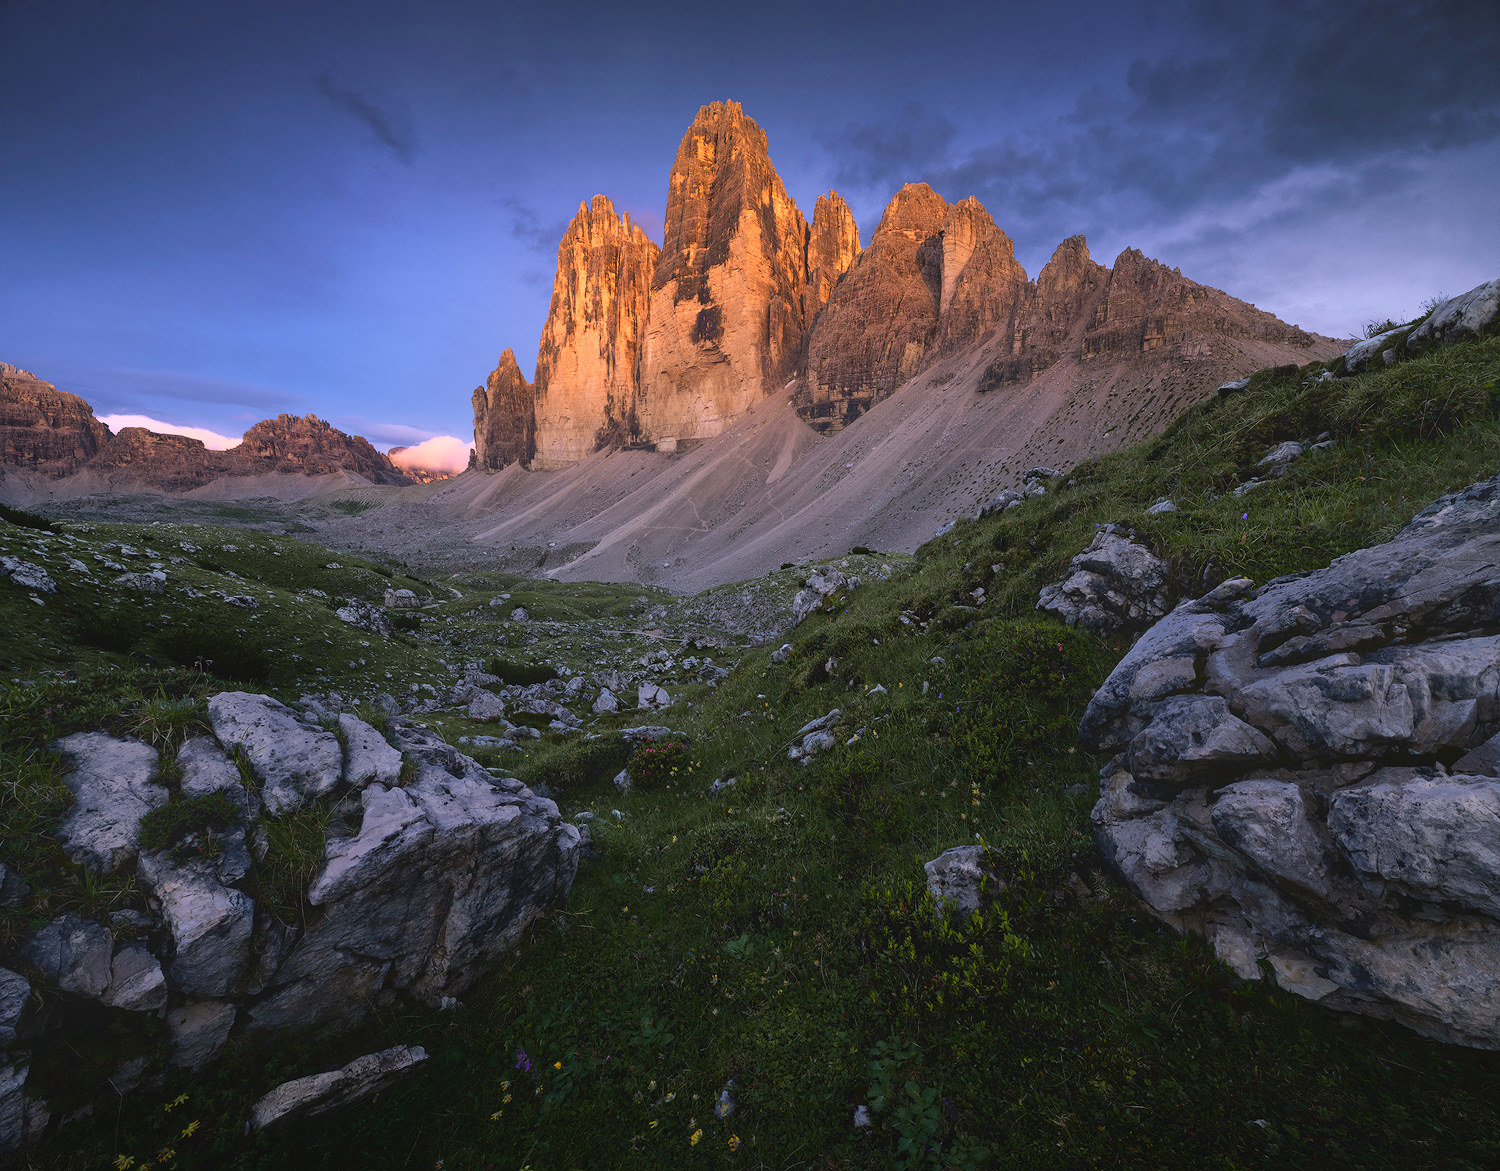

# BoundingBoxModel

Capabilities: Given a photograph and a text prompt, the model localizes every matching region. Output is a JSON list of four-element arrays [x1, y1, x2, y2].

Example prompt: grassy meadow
[[3, 334, 1500, 1169]]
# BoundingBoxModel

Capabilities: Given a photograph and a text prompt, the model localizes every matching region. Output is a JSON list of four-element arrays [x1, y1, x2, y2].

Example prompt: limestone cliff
[[805, 192, 861, 320], [472, 350, 536, 470], [932, 202, 1029, 356], [86, 428, 223, 490], [636, 101, 812, 449], [532, 196, 659, 465], [234, 414, 409, 484], [0, 363, 110, 475], [799, 183, 950, 430], [982, 235, 1110, 387]]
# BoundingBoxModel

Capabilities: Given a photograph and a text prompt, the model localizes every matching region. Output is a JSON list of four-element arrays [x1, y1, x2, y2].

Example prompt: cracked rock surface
[[1084, 473, 1500, 1046]]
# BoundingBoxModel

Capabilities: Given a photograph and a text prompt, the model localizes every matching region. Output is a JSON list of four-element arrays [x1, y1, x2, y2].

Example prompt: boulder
[[466, 691, 507, 722], [384, 588, 420, 609], [114, 570, 166, 594], [1036, 529, 1174, 635], [1341, 327, 1406, 375], [167, 999, 236, 1070], [0, 1063, 47, 1156], [137, 851, 254, 999], [591, 688, 619, 715], [0, 970, 29, 1045], [24, 913, 113, 998], [334, 598, 394, 638], [1406, 277, 1500, 353], [178, 734, 251, 817], [247, 1045, 428, 1132], [1086, 472, 1500, 1047], [207, 692, 344, 816], [770, 644, 792, 664], [52, 733, 166, 876], [637, 683, 670, 710], [247, 723, 580, 1031], [1258, 440, 1305, 471], [923, 845, 1000, 914], [0, 557, 55, 593], [337, 714, 404, 788], [100, 944, 169, 1012]]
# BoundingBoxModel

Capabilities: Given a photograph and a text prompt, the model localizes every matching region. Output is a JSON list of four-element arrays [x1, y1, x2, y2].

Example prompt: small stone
[[167, 1000, 236, 1070], [246, 1046, 428, 1132], [770, 644, 792, 664], [25, 913, 113, 998]]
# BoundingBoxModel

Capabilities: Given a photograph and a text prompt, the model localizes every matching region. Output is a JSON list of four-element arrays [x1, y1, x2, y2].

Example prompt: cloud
[[58, 366, 299, 414], [337, 417, 439, 447], [502, 197, 570, 256], [314, 73, 416, 165], [97, 414, 242, 450], [388, 435, 472, 474], [820, 2, 1500, 261], [818, 102, 955, 192]]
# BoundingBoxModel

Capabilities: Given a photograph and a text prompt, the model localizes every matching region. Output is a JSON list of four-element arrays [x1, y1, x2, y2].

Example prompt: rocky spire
[[805, 192, 861, 318], [471, 350, 536, 470], [637, 101, 811, 449], [532, 195, 660, 465], [798, 182, 950, 430], [933, 202, 1029, 355]]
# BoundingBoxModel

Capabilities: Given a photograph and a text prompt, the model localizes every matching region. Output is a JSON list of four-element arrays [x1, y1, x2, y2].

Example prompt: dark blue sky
[[3, 1, 1496, 457]]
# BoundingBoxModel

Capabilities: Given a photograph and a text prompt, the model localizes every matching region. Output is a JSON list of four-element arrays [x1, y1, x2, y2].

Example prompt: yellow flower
[[490, 1111, 502, 1121], [664, 1091, 675, 1103], [114, 1157, 136, 1170], [503, 1093, 512, 1104], [649, 1120, 659, 1129], [690, 1128, 703, 1146], [728, 1135, 741, 1151], [180, 1120, 200, 1138], [553, 1061, 562, 1070]]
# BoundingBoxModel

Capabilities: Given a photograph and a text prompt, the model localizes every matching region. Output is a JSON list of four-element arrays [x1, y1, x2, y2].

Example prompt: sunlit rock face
[[804, 192, 861, 322], [471, 349, 536, 470], [532, 195, 660, 466], [0, 363, 110, 475], [798, 183, 950, 431], [636, 101, 814, 450]]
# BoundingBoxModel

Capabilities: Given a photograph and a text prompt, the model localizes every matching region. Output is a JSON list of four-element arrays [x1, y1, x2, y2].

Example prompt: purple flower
[[515, 1048, 533, 1074]]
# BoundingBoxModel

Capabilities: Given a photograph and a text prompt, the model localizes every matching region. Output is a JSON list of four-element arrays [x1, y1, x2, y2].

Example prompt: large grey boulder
[[137, 851, 254, 999], [100, 944, 169, 1013], [24, 913, 112, 998], [338, 714, 403, 788], [178, 735, 254, 818], [247, 722, 580, 1032], [1406, 277, 1500, 353], [0, 970, 29, 1046], [791, 566, 847, 626], [467, 690, 507, 722], [247, 1045, 428, 1132], [0, 558, 55, 594], [1085, 473, 1500, 1047], [207, 692, 343, 816], [1341, 326, 1405, 375], [1037, 529, 1174, 635], [53, 733, 166, 876], [923, 845, 999, 914], [334, 597, 394, 637], [167, 999, 236, 1070]]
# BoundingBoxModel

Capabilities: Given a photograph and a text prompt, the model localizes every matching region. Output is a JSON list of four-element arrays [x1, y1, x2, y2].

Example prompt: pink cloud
[[388, 434, 473, 474], [97, 413, 243, 450]]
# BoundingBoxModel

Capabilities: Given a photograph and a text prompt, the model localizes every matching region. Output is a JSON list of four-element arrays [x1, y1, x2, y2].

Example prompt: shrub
[[626, 739, 692, 789], [486, 656, 558, 685], [528, 734, 632, 794], [391, 611, 422, 632], [0, 502, 54, 531], [861, 877, 1029, 1027], [949, 617, 1102, 787], [76, 605, 145, 654], [818, 749, 910, 843], [138, 792, 240, 856], [157, 620, 272, 682]]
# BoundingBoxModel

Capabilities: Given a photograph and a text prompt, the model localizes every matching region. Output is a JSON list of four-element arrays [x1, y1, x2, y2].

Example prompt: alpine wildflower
[[728, 1135, 741, 1151], [690, 1128, 703, 1147]]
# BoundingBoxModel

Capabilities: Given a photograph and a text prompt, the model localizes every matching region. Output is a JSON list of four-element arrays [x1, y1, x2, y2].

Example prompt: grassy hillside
[[6, 334, 1500, 1170]]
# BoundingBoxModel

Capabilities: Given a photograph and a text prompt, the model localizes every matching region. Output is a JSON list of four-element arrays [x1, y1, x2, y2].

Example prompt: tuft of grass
[[139, 792, 240, 856]]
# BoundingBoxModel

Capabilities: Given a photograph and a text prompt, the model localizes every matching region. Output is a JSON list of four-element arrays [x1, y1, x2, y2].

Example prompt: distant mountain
[[471, 101, 1337, 468], [0, 364, 411, 491]]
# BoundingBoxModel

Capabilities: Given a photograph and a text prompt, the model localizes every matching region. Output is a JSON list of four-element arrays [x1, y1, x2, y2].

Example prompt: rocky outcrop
[[804, 192, 861, 320], [1, 365, 413, 490], [799, 183, 950, 431], [0, 364, 109, 475], [636, 101, 813, 449], [234, 414, 408, 485], [0, 701, 579, 1150], [1037, 526, 1174, 635], [471, 350, 536, 470], [532, 196, 660, 464], [1083, 475, 1500, 1047], [932, 203, 1028, 356], [981, 236, 1109, 388]]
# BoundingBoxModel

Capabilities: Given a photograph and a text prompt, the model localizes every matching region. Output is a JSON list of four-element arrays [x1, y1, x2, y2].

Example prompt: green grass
[[7, 333, 1500, 1169]]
